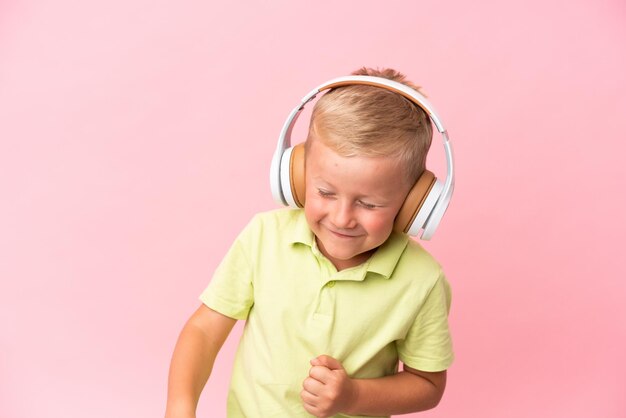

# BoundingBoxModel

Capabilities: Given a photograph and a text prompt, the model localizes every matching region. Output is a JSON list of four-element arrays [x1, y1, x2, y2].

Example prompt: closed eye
[[317, 189, 334, 198], [358, 200, 377, 210], [317, 189, 378, 209]]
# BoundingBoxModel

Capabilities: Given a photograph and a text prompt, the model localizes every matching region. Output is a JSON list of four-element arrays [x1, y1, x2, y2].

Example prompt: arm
[[301, 355, 446, 418], [348, 363, 446, 415], [165, 304, 237, 418]]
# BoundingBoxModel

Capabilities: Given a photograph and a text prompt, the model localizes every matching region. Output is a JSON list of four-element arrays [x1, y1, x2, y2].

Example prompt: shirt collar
[[289, 209, 316, 247], [366, 232, 409, 279], [289, 209, 409, 280]]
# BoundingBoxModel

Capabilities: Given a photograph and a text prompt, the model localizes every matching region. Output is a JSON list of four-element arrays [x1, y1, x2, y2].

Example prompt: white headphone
[[269, 75, 454, 240]]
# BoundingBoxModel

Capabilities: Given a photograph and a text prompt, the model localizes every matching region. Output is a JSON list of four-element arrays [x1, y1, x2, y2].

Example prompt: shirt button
[[327, 281, 336, 288]]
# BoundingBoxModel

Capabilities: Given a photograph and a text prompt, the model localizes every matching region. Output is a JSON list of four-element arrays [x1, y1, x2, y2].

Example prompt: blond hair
[[305, 67, 433, 185]]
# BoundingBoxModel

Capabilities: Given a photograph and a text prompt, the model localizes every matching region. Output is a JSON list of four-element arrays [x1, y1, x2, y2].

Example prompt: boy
[[165, 67, 454, 418]]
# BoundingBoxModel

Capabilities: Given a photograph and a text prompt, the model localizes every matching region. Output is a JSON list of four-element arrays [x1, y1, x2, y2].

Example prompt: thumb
[[312, 354, 344, 371]]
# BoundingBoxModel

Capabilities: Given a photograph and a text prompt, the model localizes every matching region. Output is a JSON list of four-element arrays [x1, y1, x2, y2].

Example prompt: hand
[[300, 355, 358, 418]]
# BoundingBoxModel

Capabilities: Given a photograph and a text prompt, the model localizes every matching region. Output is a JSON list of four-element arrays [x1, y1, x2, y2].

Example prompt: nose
[[330, 200, 357, 230]]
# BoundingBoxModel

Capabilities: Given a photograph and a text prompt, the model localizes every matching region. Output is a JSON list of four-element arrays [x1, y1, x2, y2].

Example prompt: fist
[[300, 355, 357, 418]]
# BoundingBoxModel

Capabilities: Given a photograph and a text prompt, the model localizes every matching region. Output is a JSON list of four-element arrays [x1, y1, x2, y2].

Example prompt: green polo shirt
[[200, 208, 453, 418]]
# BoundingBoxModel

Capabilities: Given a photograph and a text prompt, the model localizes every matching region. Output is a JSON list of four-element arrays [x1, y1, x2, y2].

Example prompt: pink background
[[1, 1, 625, 417]]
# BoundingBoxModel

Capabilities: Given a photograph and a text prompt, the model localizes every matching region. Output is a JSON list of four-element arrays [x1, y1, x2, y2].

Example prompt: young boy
[[165, 67, 454, 418]]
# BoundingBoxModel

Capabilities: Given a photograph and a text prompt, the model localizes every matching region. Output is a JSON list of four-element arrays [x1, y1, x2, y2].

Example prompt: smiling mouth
[[327, 228, 360, 239]]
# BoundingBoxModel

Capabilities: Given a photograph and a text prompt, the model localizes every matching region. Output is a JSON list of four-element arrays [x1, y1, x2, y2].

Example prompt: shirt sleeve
[[395, 271, 454, 372], [199, 225, 255, 321]]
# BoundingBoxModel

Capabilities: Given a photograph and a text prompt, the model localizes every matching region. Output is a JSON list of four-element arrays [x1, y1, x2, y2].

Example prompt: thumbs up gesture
[[300, 355, 358, 417]]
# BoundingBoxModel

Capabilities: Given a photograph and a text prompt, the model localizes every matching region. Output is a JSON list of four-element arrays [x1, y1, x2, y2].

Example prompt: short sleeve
[[396, 271, 454, 372], [199, 232, 255, 321]]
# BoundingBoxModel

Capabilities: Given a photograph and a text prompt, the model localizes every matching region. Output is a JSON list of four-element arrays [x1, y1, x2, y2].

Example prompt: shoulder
[[394, 237, 447, 290], [393, 240, 453, 323], [249, 207, 304, 228], [244, 208, 304, 237], [236, 208, 307, 249], [401, 239, 442, 272]]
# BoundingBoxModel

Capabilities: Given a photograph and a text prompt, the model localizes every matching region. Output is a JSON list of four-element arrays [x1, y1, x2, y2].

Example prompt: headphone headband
[[308, 76, 446, 132], [269, 75, 455, 239]]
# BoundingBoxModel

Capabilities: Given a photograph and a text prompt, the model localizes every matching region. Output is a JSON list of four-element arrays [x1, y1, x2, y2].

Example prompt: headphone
[[269, 75, 455, 240]]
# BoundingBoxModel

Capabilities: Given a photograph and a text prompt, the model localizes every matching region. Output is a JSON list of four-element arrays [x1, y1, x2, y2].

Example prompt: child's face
[[304, 138, 411, 271]]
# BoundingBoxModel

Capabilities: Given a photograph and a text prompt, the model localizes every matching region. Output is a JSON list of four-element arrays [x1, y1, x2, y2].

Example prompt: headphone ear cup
[[279, 144, 306, 208], [394, 170, 437, 234], [290, 143, 306, 207]]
